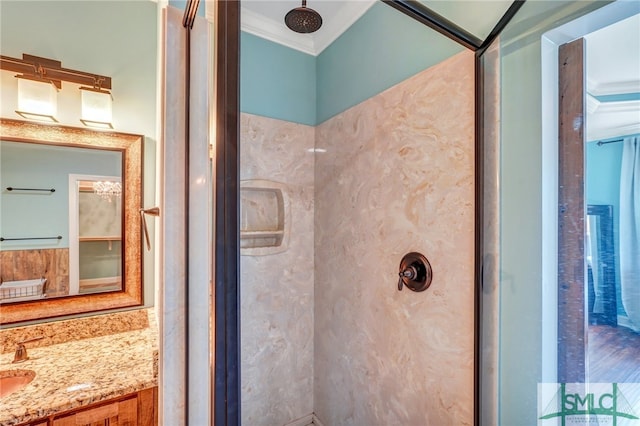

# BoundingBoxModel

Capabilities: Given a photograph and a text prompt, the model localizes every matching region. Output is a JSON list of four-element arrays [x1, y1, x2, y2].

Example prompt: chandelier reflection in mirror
[[93, 180, 122, 202]]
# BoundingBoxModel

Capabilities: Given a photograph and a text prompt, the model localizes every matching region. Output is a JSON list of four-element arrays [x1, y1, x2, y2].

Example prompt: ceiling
[[240, 0, 514, 56], [585, 13, 640, 141]]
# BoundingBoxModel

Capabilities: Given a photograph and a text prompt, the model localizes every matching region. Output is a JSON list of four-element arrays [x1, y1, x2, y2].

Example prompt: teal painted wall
[[240, 2, 464, 126], [240, 32, 317, 126], [585, 139, 621, 271], [586, 135, 640, 317], [0, 141, 121, 250], [595, 93, 640, 102], [316, 2, 464, 124]]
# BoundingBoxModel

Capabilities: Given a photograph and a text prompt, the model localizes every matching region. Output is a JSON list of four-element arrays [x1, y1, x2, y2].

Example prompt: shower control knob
[[398, 266, 418, 290], [397, 252, 433, 292]]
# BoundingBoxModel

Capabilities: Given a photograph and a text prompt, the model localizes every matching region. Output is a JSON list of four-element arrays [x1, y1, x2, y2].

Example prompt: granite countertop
[[0, 325, 157, 425]]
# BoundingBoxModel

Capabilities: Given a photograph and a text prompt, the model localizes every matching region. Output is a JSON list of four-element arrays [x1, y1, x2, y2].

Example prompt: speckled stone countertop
[[0, 315, 157, 425]]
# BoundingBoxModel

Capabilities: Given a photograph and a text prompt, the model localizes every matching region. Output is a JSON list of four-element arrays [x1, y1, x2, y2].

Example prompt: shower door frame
[[214, 1, 241, 424], [213, 1, 526, 424]]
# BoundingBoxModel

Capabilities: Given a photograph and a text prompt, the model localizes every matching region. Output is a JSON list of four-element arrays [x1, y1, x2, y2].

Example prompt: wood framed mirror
[[0, 118, 143, 324]]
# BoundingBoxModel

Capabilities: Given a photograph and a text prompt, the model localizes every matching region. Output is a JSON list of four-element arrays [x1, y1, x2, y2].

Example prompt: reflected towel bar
[[0, 236, 62, 241], [6, 187, 56, 192], [597, 139, 623, 146]]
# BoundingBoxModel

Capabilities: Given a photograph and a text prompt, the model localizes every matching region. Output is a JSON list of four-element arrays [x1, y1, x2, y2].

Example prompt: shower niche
[[240, 179, 291, 256]]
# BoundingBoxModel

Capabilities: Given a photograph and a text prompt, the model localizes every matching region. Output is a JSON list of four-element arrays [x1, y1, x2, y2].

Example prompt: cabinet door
[[137, 387, 156, 426], [52, 396, 137, 426]]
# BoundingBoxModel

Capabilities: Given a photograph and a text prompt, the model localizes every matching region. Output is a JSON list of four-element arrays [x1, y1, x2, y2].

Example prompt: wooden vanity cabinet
[[18, 387, 156, 426]]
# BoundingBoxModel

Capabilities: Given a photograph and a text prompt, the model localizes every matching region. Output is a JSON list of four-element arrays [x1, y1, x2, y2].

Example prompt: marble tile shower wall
[[240, 50, 474, 425], [240, 114, 315, 425], [314, 51, 475, 425]]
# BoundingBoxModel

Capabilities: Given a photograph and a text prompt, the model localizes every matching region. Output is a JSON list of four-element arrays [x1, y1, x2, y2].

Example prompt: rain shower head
[[285, 0, 323, 34]]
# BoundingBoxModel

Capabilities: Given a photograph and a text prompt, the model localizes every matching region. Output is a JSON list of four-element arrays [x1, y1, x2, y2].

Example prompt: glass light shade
[[16, 78, 57, 122], [80, 88, 113, 128]]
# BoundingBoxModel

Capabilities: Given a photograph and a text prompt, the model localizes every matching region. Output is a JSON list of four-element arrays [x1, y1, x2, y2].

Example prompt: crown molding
[[241, 7, 315, 55], [586, 93, 600, 114], [588, 122, 640, 142], [586, 94, 640, 141], [587, 95, 640, 114], [586, 93, 640, 141], [587, 77, 640, 96], [240, 1, 375, 56]]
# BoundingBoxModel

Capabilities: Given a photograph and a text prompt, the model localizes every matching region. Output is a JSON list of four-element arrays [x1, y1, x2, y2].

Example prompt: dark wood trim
[[214, 0, 240, 424], [557, 38, 586, 383], [18, 387, 158, 425]]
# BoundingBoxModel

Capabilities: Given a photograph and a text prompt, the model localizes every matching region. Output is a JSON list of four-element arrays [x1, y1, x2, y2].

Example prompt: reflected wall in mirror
[[0, 118, 142, 324]]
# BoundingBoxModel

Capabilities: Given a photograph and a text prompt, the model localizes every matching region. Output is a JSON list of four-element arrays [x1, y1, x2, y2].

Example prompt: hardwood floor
[[587, 324, 640, 383]]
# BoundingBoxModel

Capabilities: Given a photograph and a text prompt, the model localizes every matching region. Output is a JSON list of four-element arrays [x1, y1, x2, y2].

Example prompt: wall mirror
[[585, 204, 617, 327], [0, 118, 143, 324]]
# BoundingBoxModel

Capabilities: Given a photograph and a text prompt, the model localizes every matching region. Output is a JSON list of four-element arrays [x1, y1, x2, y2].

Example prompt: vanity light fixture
[[80, 86, 113, 129], [0, 53, 112, 126], [15, 77, 58, 122]]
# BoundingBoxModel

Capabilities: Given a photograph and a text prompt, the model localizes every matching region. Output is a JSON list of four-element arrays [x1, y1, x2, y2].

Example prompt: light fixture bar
[[0, 54, 111, 90]]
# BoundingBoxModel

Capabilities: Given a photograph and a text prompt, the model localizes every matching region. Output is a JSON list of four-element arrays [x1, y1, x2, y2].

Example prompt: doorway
[[554, 6, 640, 386]]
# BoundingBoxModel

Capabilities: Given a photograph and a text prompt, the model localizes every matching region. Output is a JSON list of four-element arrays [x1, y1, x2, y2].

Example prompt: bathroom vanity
[[0, 310, 158, 426], [17, 387, 156, 426]]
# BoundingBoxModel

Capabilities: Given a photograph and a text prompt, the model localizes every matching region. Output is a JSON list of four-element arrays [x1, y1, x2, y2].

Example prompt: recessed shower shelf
[[240, 231, 285, 238], [240, 179, 290, 256], [240, 230, 285, 251]]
